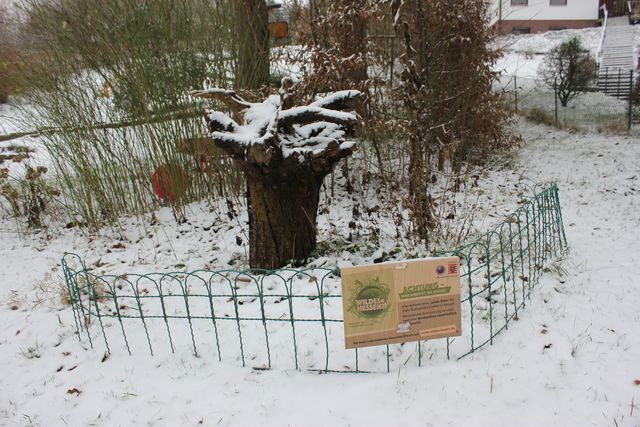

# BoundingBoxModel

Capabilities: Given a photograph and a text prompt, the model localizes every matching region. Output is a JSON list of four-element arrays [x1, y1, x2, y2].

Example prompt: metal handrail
[[597, 4, 608, 65]]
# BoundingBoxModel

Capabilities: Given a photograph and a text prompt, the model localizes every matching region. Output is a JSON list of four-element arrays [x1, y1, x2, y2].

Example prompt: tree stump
[[193, 87, 362, 269]]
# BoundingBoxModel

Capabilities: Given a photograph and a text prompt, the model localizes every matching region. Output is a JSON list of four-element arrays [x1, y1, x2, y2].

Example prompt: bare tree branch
[[310, 90, 363, 110], [277, 106, 359, 132], [191, 89, 251, 119]]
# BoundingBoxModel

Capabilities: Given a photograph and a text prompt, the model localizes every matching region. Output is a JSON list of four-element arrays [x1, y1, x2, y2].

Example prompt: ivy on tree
[[193, 86, 362, 269]]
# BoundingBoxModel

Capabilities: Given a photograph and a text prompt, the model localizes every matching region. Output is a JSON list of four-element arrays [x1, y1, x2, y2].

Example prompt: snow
[[200, 89, 359, 162], [205, 111, 239, 133], [495, 26, 639, 80], [241, 95, 280, 142], [278, 105, 357, 124], [310, 90, 362, 109], [497, 28, 602, 57]]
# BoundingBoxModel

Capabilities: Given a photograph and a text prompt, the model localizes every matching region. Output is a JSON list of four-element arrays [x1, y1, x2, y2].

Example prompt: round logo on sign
[[348, 277, 391, 319]]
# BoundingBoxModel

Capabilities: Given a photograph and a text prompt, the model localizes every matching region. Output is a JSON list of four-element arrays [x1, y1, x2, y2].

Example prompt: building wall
[[493, 0, 600, 21], [491, 0, 601, 33], [496, 19, 598, 34]]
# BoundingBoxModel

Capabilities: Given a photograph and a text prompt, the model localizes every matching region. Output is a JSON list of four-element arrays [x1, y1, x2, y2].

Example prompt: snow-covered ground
[[1, 117, 639, 426], [494, 26, 640, 135], [495, 25, 640, 79], [495, 27, 603, 79]]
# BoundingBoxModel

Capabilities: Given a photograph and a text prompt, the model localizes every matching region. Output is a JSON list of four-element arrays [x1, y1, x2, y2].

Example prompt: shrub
[[0, 166, 60, 230], [392, 0, 517, 241], [15, 0, 253, 228], [538, 37, 595, 107]]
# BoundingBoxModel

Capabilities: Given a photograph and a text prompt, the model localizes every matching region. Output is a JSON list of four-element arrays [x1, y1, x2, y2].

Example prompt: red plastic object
[[152, 164, 188, 203], [268, 21, 288, 39]]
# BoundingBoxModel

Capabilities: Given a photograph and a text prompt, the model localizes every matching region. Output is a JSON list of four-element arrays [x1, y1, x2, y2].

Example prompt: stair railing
[[597, 4, 608, 65]]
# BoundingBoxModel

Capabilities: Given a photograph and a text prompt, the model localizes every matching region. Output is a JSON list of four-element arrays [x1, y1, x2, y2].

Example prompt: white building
[[492, 0, 601, 34]]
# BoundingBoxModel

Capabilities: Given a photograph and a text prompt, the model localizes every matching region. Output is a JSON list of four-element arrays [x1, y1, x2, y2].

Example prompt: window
[[511, 0, 528, 5], [511, 27, 531, 35], [550, 0, 567, 5]]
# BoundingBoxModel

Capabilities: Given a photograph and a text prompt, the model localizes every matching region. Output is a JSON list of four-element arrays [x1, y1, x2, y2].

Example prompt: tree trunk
[[193, 89, 361, 269], [245, 165, 324, 269], [560, 92, 569, 107], [236, 0, 270, 89]]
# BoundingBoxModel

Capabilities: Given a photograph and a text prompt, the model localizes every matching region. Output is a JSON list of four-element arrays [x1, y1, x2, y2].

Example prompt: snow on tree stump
[[192, 87, 362, 269]]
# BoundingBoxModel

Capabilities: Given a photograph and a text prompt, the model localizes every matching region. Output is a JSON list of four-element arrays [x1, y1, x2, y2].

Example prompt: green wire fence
[[62, 182, 567, 373]]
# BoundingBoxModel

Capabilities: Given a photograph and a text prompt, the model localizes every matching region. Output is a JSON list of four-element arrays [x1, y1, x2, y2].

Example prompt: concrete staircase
[[597, 17, 636, 100]]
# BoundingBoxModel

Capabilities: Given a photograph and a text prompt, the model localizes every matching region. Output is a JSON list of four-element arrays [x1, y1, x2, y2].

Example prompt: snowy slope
[[496, 26, 640, 80]]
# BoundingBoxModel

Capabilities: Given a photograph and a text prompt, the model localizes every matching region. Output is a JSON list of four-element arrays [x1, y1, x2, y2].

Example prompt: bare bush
[[33, 271, 70, 308], [392, 0, 517, 242], [538, 36, 595, 107], [14, 0, 254, 229], [284, 0, 394, 180]]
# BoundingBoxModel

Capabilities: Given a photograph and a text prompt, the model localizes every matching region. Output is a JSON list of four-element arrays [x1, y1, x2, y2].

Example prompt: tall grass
[[16, 0, 260, 229]]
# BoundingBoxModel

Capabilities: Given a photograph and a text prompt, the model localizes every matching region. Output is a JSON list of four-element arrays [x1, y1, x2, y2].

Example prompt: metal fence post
[[554, 78, 558, 126], [514, 75, 518, 113], [629, 70, 634, 131], [617, 68, 622, 99]]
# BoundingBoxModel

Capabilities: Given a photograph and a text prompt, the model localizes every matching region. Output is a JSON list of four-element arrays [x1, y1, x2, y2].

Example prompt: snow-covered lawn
[[1, 118, 639, 426], [495, 26, 639, 136]]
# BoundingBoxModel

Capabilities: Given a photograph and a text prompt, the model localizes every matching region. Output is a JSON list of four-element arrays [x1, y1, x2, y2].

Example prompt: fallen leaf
[[543, 343, 552, 350], [634, 379, 640, 385], [67, 365, 78, 371], [11, 305, 18, 311], [62, 351, 71, 356], [15, 330, 20, 336], [541, 329, 548, 334], [56, 366, 64, 372], [67, 388, 81, 395]]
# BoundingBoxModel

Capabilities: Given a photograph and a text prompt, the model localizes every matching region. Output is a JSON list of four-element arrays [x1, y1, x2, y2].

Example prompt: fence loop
[[62, 183, 567, 372]]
